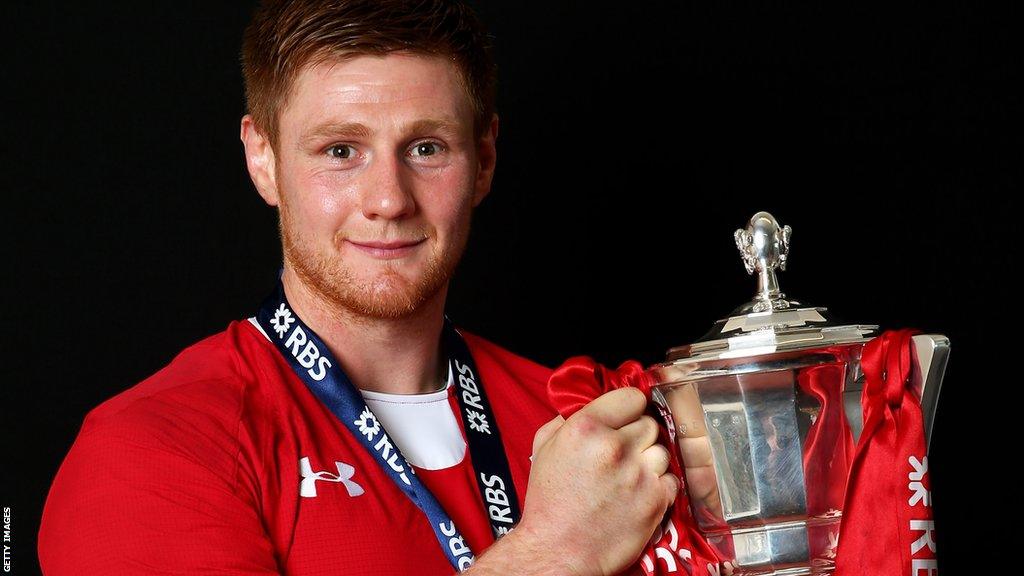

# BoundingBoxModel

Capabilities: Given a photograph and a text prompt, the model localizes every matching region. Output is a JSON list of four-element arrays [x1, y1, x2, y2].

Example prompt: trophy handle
[[911, 334, 950, 452], [843, 334, 950, 454]]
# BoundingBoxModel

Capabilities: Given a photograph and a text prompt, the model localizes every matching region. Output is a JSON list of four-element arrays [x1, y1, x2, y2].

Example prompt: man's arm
[[468, 388, 677, 576]]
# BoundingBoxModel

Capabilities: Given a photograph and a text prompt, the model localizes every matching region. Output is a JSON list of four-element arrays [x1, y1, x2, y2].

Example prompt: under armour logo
[[299, 456, 365, 498]]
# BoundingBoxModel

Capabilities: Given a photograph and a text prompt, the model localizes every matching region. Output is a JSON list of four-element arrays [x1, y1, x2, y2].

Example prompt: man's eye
[[411, 142, 444, 157], [326, 144, 355, 159]]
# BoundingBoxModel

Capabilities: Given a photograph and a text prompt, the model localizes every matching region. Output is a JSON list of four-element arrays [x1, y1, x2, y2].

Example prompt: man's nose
[[360, 152, 415, 220]]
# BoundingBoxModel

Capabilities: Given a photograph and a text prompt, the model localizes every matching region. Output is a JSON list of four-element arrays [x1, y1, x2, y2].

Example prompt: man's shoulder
[[81, 319, 271, 440], [47, 319, 280, 506]]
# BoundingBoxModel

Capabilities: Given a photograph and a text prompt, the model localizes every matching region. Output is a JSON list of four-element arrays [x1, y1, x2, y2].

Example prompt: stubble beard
[[279, 213, 469, 321]]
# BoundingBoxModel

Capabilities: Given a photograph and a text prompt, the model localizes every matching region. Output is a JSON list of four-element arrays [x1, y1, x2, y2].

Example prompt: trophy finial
[[733, 211, 793, 312]]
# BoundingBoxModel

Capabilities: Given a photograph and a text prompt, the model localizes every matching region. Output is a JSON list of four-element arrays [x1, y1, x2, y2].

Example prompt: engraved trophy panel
[[648, 212, 949, 575]]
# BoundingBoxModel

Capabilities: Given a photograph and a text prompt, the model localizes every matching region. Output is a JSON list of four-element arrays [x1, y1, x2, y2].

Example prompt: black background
[[4, 2, 1019, 573]]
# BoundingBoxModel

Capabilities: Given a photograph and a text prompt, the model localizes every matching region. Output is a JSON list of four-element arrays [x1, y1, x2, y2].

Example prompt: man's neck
[[280, 267, 448, 396]]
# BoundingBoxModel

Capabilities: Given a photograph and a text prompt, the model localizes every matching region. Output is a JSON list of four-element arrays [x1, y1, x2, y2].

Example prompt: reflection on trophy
[[647, 211, 949, 574]]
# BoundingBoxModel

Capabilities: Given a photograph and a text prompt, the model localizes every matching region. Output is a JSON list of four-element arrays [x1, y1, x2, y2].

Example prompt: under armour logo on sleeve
[[299, 456, 365, 498]]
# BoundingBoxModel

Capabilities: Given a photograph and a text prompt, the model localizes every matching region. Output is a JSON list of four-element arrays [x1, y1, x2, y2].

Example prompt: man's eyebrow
[[407, 118, 463, 136], [299, 118, 463, 146], [300, 121, 371, 145]]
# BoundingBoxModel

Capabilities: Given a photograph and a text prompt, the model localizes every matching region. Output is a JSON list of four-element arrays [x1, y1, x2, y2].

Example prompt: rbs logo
[[439, 521, 474, 572], [283, 326, 332, 381], [480, 473, 513, 535], [270, 303, 332, 381]]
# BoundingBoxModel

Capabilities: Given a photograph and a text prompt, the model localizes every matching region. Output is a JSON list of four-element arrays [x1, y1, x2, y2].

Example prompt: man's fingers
[[660, 472, 681, 510], [663, 384, 707, 438], [532, 415, 565, 457], [576, 387, 648, 429], [617, 415, 661, 450], [640, 443, 672, 476], [677, 436, 714, 468]]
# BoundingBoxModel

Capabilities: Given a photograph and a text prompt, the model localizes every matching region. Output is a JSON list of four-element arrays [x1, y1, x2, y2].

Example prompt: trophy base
[[724, 564, 834, 576], [704, 516, 839, 575], [733, 568, 831, 576]]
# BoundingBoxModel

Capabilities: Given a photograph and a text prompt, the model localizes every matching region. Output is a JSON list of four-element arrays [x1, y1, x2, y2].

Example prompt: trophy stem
[[758, 267, 783, 304]]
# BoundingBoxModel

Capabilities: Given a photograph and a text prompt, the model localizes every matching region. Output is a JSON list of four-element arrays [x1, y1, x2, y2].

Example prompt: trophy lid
[[665, 211, 878, 362]]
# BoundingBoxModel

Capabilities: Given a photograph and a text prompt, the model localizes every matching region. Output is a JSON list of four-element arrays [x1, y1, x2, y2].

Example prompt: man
[[38, 1, 678, 574]]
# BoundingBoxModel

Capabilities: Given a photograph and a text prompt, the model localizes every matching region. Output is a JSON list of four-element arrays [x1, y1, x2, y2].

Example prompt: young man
[[38, 1, 678, 574]]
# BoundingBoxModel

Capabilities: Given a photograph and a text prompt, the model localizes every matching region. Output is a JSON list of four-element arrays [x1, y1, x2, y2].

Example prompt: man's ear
[[472, 113, 499, 207], [240, 114, 280, 206]]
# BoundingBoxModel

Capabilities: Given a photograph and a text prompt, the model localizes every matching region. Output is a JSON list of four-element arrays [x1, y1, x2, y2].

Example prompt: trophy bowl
[[647, 211, 949, 574]]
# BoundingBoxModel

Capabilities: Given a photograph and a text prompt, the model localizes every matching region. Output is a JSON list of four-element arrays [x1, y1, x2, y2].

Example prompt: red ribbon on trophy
[[548, 357, 726, 576], [798, 357, 855, 516], [836, 328, 937, 575]]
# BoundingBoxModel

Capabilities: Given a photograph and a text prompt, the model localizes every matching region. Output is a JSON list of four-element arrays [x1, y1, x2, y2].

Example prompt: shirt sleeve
[[38, 394, 281, 575]]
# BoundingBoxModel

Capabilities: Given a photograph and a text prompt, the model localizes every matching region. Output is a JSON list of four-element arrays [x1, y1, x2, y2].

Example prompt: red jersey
[[38, 319, 557, 575]]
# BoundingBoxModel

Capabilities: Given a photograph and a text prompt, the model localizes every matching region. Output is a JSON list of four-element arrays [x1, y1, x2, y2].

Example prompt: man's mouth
[[346, 238, 426, 259]]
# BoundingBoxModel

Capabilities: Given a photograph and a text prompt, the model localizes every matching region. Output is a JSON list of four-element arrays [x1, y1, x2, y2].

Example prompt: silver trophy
[[647, 211, 949, 574]]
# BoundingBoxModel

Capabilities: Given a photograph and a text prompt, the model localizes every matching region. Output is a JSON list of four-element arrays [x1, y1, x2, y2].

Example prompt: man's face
[[249, 53, 495, 319]]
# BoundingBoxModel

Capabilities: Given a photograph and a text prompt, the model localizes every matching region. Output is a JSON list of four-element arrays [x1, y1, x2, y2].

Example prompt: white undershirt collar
[[249, 319, 466, 471], [358, 361, 466, 470]]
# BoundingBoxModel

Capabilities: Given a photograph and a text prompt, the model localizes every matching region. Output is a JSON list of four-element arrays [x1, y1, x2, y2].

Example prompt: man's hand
[[469, 387, 678, 576]]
